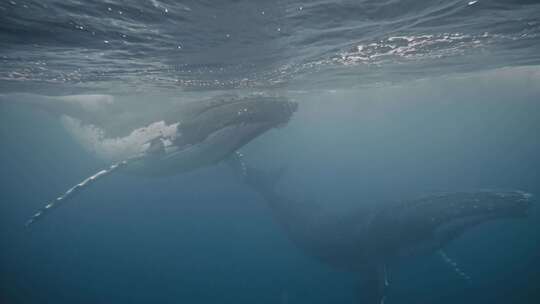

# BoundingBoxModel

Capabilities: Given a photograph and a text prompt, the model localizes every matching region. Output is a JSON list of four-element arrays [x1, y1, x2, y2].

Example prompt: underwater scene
[[1, 1, 540, 303]]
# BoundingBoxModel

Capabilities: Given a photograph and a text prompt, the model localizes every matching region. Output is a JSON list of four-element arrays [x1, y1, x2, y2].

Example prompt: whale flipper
[[359, 264, 389, 304], [438, 250, 472, 284], [224, 151, 249, 180], [25, 160, 130, 227]]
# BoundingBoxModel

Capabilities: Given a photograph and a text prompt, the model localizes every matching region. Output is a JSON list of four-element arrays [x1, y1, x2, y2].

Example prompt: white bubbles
[[336, 33, 488, 66], [150, 0, 169, 14], [60, 115, 179, 163]]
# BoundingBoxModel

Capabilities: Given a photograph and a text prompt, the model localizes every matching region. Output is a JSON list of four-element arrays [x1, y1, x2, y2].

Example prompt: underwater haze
[[1, 1, 540, 303]]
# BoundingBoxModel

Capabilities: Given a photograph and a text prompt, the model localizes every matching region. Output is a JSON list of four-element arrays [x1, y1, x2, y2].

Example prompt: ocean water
[[1, 1, 540, 303]]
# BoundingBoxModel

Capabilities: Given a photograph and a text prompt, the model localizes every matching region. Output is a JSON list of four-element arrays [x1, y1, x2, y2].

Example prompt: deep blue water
[[1, 1, 540, 304]]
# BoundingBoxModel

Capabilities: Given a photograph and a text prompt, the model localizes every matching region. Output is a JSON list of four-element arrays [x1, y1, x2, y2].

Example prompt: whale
[[0, 93, 297, 226], [240, 165, 533, 304]]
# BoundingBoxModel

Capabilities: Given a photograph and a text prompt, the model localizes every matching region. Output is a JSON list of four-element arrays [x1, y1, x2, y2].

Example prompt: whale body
[[242, 165, 533, 304], [5, 93, 297, 225]]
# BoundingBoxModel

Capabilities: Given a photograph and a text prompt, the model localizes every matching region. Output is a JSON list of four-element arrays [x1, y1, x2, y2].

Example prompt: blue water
[[1, 1, 540, 303]]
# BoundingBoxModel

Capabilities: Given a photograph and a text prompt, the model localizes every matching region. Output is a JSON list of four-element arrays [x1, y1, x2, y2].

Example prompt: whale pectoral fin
[[25, 160, 130, 227], [224, 151, 248, 179], [379, 263, 390, 291], [359, 264, 390, 304], [438, 250, 472, 284]]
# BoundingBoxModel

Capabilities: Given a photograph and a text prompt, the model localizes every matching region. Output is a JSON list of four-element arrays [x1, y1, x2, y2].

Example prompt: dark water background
[[1, 1, 540, 303]]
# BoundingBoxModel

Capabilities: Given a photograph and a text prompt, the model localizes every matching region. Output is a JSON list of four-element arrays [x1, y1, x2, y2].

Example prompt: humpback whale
[[4, 93, 297, 226], [241, 165, 533, 304]]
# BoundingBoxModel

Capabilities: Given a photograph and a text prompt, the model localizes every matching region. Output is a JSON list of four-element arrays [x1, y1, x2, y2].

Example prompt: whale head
[[369, 191, 533, 258], [131, 95, 298, 175], [175, 95, 298, 146], [427, 190, 533, 238]]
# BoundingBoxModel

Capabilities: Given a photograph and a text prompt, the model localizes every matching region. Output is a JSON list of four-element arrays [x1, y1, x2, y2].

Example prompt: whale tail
[[25, 159, 130, 227]]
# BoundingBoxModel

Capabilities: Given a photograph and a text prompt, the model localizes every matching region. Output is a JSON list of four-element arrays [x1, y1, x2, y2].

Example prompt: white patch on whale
[[60, 115, 179, 162]]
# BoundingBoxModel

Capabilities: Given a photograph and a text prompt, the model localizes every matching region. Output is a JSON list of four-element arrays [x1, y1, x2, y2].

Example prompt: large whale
[[1, 93, 297, 226], [241, 165, 533, 304]]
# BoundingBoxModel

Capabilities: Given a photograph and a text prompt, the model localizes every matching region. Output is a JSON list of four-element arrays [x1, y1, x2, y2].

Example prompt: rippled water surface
[[1, 0, 540, 92]]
